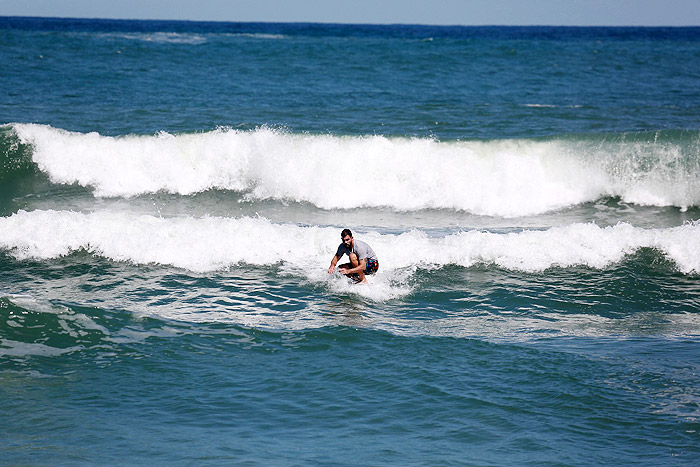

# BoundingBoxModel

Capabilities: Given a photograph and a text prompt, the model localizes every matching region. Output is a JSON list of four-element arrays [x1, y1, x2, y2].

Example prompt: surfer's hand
[[328, 265, 336, 274]]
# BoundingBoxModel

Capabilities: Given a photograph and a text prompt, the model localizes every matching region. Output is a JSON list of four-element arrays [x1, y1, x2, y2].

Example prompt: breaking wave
[[8, 124, 700, 217], [1, 209, 699, 275]]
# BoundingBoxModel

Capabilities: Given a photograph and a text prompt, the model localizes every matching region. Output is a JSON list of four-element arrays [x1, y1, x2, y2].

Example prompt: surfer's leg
[[349, 253, 367, 283]]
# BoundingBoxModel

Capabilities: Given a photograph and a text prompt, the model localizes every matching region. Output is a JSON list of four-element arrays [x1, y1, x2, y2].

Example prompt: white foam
[[227, 33, 287, 40], [13, 124, 700, 217], [92, 31, 208, 44], [2, 210, 699, 278], [0, 339, 82, 357]]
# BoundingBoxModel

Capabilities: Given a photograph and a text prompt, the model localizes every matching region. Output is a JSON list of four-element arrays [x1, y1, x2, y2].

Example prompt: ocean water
[[2, 16, 700, 464]]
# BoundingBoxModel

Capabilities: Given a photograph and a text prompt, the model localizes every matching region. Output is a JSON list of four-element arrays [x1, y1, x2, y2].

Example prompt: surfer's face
[[342, 235, 353, 249]]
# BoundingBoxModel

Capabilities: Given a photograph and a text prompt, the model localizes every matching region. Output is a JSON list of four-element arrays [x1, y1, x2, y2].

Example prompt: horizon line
[[2, 15, 699, 29]]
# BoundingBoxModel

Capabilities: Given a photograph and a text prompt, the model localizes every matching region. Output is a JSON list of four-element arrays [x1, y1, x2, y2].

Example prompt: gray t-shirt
[[336, 239, 377, 261]]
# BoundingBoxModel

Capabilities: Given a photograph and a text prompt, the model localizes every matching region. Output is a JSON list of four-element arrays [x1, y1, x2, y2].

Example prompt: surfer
[[328, 228, 379, 284]]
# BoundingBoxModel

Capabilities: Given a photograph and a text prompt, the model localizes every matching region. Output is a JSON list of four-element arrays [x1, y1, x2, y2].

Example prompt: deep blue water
[[1, 17, 700, 465]]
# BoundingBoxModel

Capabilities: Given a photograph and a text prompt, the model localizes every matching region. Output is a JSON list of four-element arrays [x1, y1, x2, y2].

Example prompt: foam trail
[[12, 124, 700, 217], [1, 210, 699, 275]]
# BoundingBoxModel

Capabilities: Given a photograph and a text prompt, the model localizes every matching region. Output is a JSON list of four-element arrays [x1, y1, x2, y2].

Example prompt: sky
[[1, 0, 700, 26]]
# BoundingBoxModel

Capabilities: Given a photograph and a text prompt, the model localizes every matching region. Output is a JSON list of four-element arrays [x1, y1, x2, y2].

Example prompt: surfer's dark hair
[[341, 228, 352, 238]]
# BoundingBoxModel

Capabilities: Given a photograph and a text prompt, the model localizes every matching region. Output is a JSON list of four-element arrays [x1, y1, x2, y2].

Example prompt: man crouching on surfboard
[[328, 228, 379, 284]]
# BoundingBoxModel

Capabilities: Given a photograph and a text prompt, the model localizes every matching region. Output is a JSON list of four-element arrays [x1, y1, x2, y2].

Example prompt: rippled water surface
[[2, 17, 700, 464]]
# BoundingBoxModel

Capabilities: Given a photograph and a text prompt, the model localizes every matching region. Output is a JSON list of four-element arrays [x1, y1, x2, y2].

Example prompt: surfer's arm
[[328, 254, 342, 274]]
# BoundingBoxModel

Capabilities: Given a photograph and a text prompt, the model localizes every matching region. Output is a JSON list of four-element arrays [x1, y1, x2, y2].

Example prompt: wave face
[[0, 126, 36, 183], [11, 124, 700, 217]]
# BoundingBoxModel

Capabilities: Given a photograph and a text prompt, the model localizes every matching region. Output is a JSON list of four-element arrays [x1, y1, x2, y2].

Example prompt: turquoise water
[[2, 17, 700, 464]]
